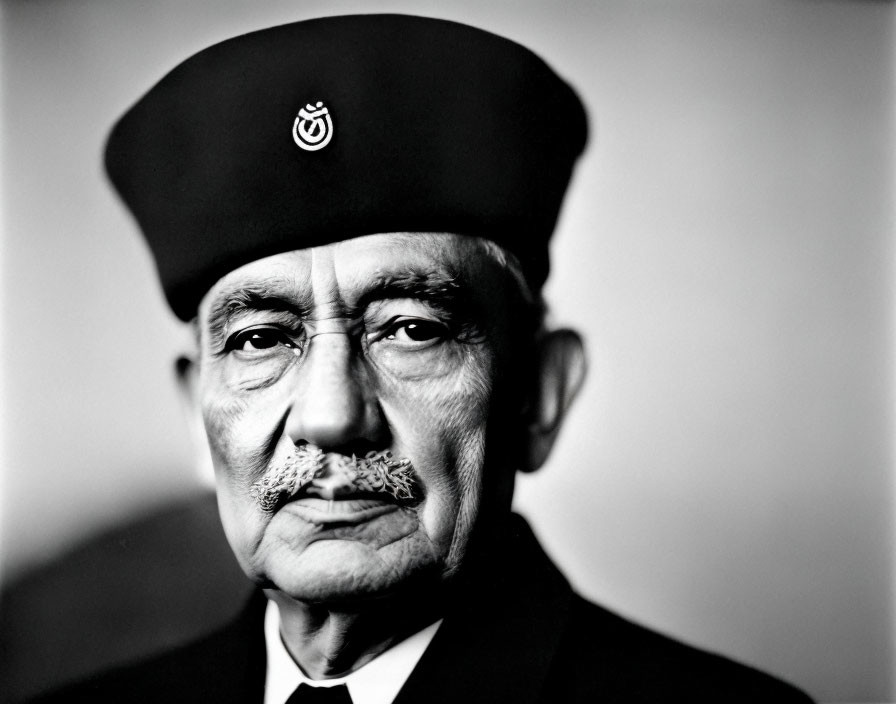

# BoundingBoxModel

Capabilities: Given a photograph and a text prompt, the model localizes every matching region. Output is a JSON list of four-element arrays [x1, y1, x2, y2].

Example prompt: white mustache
[[250, 443, 416, 512]]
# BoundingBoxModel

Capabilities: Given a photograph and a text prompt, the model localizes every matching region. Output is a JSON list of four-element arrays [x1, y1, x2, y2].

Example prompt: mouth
[[282, 495, 404, 525]]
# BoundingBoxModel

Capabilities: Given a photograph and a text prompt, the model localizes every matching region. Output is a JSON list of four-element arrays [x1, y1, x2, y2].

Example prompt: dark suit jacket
[[33, 517, 814, 703]]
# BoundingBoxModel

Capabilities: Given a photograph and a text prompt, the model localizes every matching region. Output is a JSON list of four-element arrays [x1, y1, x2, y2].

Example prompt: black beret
[[105, 14, 588, 320]]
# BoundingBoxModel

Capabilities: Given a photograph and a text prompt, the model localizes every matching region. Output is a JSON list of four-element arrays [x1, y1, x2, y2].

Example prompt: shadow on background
[[0, 492, 254, 703]]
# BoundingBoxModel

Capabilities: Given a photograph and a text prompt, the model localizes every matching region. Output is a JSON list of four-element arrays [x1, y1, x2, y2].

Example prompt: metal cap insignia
[[293, 101, 333, 151]]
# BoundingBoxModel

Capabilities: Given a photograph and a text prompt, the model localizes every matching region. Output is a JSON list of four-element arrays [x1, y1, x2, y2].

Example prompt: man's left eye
[[384, 319, 448, 344]]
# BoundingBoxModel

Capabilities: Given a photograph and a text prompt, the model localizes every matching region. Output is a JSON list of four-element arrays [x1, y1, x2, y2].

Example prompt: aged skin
[[183, 232, 585, 677]]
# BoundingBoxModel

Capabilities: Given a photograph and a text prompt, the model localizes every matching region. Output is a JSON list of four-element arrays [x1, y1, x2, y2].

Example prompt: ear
[[520, 328, 587, 473], [174, 354, 199, 415], [174, 355, 216, 486]]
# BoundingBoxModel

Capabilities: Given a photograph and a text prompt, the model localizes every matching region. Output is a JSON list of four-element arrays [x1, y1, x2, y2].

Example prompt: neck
[[265, 585, 445, 679]]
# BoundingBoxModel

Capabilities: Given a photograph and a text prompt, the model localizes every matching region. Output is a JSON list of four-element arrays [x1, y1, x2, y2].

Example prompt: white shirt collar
[[263, 599, 442, 704]]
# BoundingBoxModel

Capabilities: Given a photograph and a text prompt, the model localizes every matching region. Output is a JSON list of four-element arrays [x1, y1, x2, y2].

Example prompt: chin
[[265, 537, 442, 606]]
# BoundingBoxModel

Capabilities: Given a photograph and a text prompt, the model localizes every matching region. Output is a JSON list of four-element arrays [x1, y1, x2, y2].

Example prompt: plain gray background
[[1, 1, 893, 702]]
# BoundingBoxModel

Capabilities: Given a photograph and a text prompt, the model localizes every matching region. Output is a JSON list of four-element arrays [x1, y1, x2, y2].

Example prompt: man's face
[[194, 233, 528, 604]]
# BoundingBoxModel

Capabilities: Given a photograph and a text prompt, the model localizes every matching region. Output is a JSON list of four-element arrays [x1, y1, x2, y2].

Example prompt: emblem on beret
[[293, 101, 333, 151]]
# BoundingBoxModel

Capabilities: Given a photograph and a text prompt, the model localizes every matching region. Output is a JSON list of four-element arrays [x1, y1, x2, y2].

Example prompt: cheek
[[200, 390, 287, 580], [202, 394, 247, 455], [377, 347, 495, 541], [381, 348, 492, 465], [199, 377, 288, 488], [198, 354, 299, 454]]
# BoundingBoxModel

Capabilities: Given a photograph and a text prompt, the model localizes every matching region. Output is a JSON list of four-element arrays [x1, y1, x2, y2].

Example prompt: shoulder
[[26, 593, 266, 704], [27, 644, 204, 703], [546, 594, 814, 703]]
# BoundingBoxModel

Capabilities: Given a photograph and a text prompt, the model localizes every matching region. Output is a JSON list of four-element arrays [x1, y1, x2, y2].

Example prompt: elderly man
[[37, 14, 812, 704]]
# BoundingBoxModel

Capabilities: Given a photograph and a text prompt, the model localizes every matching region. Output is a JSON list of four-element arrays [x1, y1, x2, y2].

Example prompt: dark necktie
[[285, 682, 354, 704]]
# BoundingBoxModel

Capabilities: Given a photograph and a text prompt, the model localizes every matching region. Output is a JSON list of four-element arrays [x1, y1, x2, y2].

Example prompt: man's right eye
[[226, 328, 300, 353]]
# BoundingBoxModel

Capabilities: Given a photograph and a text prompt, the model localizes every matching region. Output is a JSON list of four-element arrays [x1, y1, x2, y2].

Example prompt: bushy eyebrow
[[353, 271, 463, 313]]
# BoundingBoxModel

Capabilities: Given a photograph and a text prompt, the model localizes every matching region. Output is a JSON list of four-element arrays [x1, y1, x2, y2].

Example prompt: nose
[[284, 332, 386, 451]]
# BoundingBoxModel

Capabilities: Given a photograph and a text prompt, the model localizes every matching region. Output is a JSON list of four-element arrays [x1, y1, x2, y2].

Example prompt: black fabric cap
[[105, 14, 588, 320]]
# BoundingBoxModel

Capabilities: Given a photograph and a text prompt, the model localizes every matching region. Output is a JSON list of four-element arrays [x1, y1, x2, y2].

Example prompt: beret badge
[[293, 101, 333, 151]]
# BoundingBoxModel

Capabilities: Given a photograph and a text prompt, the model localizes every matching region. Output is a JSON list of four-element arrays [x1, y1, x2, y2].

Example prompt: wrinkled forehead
[[197, 232, 515, 324]]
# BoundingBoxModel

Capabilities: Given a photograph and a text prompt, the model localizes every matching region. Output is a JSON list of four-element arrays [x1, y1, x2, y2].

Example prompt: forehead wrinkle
[[308, 245, 348, 319]]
